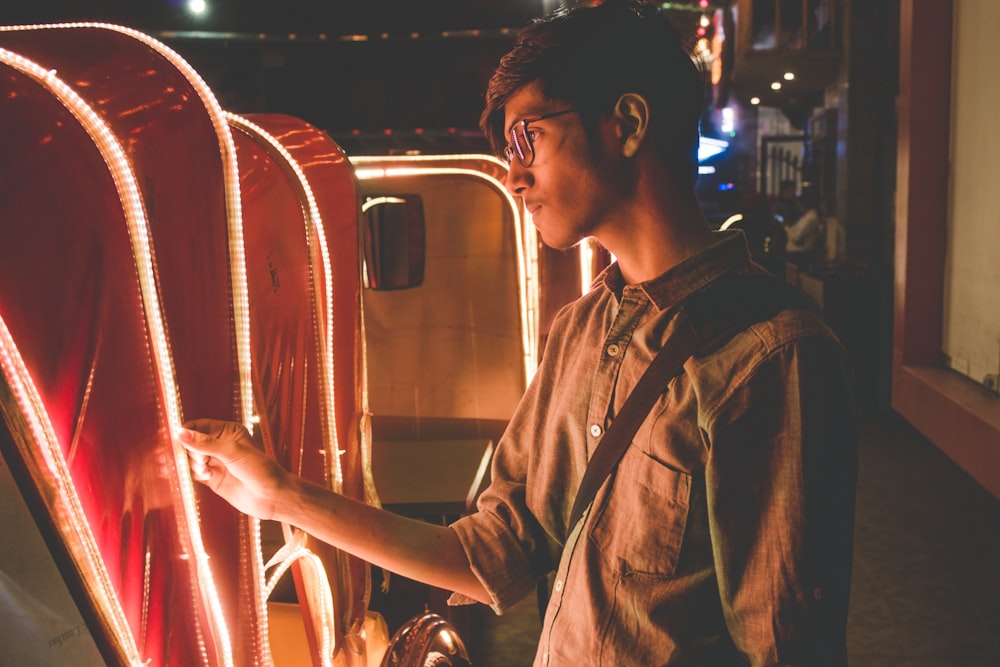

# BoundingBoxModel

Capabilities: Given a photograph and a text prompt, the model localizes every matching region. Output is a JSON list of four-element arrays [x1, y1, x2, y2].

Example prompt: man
[[784, 189, 823, 265], [180, 1, 859, 664], [774, 179, 799, 224]]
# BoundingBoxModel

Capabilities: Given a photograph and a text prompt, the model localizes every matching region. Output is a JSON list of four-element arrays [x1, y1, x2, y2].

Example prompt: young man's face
[[502, 81, 629, 251]]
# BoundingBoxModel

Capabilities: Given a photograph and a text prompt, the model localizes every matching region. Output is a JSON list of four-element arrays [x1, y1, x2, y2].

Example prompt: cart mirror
[[361, 194, 425, 290]]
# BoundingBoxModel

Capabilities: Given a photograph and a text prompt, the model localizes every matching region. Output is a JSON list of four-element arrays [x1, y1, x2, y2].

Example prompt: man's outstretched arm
[[177, 419, 492, 605]]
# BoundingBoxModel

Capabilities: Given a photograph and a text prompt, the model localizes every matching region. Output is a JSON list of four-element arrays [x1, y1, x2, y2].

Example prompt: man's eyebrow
[[505, 108, 543, 133], [506, 112, 542, 133]]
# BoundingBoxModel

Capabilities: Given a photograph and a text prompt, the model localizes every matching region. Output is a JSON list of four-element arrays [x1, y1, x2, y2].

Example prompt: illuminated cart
[[0, 22, 600, 667]]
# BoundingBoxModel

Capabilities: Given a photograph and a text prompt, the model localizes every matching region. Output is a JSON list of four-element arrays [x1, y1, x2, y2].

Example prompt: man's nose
[[504, 159, 531, 196]]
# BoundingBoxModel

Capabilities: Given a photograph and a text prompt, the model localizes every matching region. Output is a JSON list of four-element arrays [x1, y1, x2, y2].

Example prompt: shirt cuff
[[447, 512, 540, 614]]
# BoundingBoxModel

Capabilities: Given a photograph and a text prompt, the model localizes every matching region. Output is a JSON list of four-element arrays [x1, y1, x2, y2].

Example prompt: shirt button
[[553, 579, 564, 592], [607, 343, 621, 357], [590, 424, 602, 437]]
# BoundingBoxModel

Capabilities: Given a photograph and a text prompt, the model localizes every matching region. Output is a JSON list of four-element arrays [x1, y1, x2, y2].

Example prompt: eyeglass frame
[[502, 108, 579, 168]]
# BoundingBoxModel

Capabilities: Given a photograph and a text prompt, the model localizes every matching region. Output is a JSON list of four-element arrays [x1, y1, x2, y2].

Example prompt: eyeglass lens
[[509, 123, 532, 167]]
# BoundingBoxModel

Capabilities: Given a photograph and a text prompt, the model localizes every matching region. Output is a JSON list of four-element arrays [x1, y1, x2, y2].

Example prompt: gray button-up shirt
[[450, 231, 858, 665]]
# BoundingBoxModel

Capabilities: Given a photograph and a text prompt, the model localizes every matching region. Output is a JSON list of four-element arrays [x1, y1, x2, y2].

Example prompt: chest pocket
[[586, 444, 692, 578]]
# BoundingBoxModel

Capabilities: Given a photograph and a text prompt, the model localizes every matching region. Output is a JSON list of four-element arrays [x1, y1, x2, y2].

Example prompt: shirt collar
[[595, 230, 752, 312]]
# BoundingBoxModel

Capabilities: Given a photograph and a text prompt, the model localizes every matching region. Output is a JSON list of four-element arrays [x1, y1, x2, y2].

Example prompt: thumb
[[173, 426, 241, 468], [175, 426, 243, 489], [176, 420, 249, 459]]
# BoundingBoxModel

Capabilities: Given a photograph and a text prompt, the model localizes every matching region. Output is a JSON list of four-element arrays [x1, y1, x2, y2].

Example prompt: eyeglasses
[[502, 108, 578, 168]]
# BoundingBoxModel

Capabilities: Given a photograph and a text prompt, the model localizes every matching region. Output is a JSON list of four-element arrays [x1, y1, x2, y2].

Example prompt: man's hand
[[177, 419, 491, 604], [177, 419, 290, 521]]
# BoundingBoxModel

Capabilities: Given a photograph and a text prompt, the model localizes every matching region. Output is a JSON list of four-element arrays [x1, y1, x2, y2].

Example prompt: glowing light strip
[[89, 25, 273, 655], [659, 1, 721, 12], [352, 161, 540, 384], [522, 212, 541, 364], [352, 153, 509, 169], [580, 239, 596, 297], [0, 22, 254, 431], [361, 196, 407, 212], [0, 44, 235, 667], [226, 112, 343, 490], [290, 553, 336, 667], [152, 26, 518, 43], [260, 531, 336, 666], [0, 319, 141, 666], [6, 23, 267, 659], [357, 299, 381, 507], [88, 26, 270, 658], [226, 114, 341, 663]]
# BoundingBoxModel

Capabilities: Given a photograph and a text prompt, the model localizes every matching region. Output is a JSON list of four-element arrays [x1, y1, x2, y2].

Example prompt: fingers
[[188, 453, 213, 483], [174, 421, 242, 488], [173, 419, 281, 520], [172, 427, 218, 486], [174, 419, 270, 485], [183, 418, 249, 442], [175, 420, 246, 459], [174, 425, 217, 456]]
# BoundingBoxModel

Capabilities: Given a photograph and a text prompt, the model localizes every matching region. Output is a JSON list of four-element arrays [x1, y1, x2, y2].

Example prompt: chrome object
[[380, 611, 471, 667]]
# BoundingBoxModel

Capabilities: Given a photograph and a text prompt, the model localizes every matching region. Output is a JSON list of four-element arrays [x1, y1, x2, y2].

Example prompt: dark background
[[1, 1, 706, 153]]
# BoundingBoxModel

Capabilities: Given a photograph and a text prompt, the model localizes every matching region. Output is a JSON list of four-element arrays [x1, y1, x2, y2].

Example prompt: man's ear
[[613, 92, 650, 158]]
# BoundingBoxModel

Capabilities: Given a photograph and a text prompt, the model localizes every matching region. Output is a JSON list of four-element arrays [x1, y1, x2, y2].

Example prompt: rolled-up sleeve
[[446, 303, 589, 614], [447, 418, 556, 612], [446, 360, 566, 613], [449, 506, 540, 613]]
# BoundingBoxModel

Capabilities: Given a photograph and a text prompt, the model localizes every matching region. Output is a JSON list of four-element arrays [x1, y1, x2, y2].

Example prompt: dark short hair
[[481, 0, 704, 186]]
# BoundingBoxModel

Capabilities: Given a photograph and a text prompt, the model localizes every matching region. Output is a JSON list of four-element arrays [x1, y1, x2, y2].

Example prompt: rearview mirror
[[361, 194, 426, 290]]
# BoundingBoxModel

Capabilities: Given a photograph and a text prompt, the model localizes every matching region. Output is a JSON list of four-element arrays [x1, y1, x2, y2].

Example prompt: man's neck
[[602, 181, 715, 285]]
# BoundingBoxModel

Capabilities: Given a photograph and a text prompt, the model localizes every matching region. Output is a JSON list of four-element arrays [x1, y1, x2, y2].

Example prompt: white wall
[[942, 0, 1000, 390]]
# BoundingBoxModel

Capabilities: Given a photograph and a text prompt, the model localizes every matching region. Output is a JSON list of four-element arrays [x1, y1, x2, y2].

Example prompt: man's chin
[[539, 237, 581, 252], [535, 227, 583, 252]]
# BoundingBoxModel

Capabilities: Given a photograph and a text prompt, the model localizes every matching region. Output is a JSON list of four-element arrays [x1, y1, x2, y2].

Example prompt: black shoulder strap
[[566, 274, 821, 531]]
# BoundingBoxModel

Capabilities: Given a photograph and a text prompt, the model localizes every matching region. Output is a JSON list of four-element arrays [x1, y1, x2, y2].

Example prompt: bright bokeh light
[[188, 0, 207, 16], [698, 136, 728, 162], [771, 81, 782, 90], [783, 71, 795, 81], [720, 213, 744, 230], [721, 107, 734, 134], [750, 96, 761, 105]]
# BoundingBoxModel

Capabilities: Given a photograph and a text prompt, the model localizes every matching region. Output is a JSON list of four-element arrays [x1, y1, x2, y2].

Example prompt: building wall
[[894, 0, 1000, 500], [942, 0, 1000, 393]]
